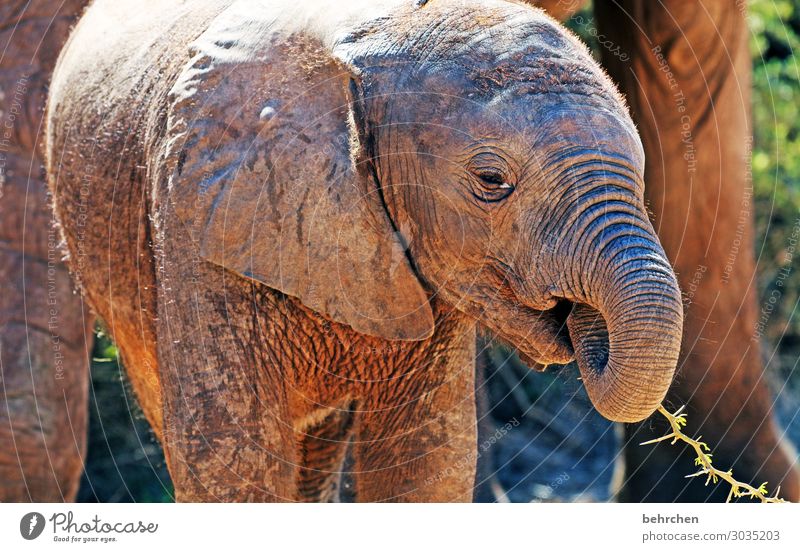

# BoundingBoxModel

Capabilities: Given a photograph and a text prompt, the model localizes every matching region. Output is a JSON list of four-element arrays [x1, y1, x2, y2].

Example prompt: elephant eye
[[471, 168, 515, 203]]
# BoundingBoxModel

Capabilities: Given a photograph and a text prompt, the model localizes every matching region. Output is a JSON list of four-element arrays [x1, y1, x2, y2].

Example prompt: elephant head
[[164, 0, 683, 423]]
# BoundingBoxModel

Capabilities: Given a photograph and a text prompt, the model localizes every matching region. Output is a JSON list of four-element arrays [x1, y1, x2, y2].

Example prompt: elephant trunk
[[562, 215, 684, 423]]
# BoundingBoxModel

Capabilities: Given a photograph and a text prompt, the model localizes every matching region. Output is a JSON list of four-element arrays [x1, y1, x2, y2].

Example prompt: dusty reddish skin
[[528, 0, 800, 501], [5, 0, 789, 505], [46, 0, 685, 501], [0, 0, 93, 501]]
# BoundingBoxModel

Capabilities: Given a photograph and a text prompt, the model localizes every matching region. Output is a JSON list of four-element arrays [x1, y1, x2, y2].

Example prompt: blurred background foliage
[[79, 0, 800, 502], [747, 0, 800, 454], [749, 0, 800, 362]]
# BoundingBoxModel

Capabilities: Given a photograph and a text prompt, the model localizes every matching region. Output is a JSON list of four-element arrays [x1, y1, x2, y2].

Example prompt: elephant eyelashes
[[470, 169, 515, 203]]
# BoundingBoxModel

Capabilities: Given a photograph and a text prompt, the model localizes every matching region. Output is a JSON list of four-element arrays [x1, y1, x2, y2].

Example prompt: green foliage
[[750, 0, 800, 359]]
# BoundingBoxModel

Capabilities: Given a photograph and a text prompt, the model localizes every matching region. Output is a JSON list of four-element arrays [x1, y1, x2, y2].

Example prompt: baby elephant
[[46, 0, 683, 501]]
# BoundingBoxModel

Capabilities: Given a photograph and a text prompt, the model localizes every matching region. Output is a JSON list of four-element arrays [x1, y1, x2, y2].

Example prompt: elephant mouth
[[514, 300, 610, 378], [492, 298, 570, 368]]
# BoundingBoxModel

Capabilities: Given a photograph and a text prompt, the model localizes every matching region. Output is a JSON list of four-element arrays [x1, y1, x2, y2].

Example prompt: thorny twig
[[641, 405, 786, 503]]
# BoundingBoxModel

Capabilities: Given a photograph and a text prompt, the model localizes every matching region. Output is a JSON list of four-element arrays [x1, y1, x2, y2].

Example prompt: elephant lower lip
[[515, 299, 576, 368], [518, 351, 564, 371], [517, 346, 573, 369]]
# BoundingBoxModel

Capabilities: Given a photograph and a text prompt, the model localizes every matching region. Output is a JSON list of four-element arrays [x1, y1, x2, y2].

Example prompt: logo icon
[[20, 512, 45, 540]]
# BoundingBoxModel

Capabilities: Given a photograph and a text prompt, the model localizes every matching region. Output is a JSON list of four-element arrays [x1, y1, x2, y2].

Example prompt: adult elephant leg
[[156, 231, 297, 502], [0, 173, 93, 501], [0, 0, 94, 502], [595, 0, 800, 501], [353, 322, 477, 502]]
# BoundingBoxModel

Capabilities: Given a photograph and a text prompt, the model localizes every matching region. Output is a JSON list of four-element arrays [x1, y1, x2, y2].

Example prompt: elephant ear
[[162, 9, 434, 341]]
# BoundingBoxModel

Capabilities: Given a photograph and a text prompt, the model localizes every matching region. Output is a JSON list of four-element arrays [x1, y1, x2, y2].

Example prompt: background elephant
[[517, 0, 800, 501], [45, 0, 683, 501], [0, 0, 92, 501]]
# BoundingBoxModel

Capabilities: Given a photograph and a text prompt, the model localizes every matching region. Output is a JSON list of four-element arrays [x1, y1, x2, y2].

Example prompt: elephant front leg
[[353, 360, 477, 502], [156, 238, 299, 501]]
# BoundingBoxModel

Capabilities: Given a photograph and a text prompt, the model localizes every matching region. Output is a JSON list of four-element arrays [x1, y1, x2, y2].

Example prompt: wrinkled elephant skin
[[45, 0, 683, 501]]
